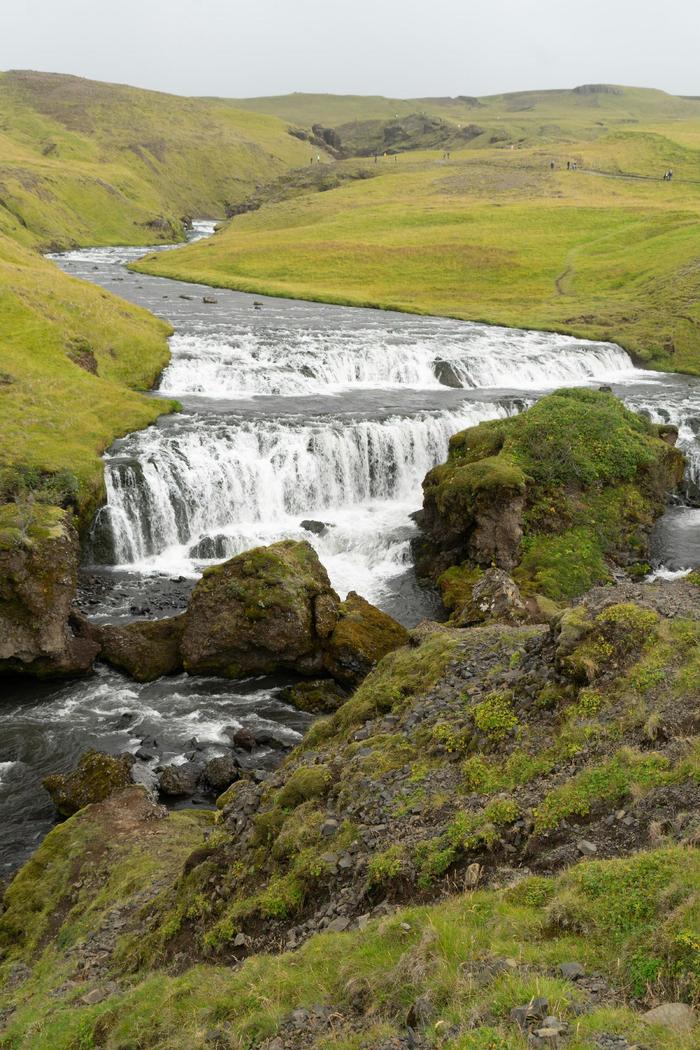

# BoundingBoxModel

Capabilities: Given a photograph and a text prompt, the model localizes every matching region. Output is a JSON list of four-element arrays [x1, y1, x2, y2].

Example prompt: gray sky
[[2, 0, 699, 100]]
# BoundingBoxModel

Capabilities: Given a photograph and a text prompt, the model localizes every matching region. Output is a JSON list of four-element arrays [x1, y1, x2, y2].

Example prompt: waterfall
[[158, 325, 635, 399], [91, 402, 521, 570]]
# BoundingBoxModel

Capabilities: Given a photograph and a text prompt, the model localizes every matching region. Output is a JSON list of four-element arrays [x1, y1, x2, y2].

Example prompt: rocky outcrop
[[97, 615, 185, 682], [0, 505, 99, 677], [43, 750, 135, 817], [180, 541, 407, 684], [415, 389, 685, 607], [321, 591, 409, 685], [453, 568, 527, 627]]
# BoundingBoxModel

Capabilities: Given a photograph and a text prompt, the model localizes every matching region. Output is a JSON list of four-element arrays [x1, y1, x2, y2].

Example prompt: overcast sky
[[2, 0, 699, 100]]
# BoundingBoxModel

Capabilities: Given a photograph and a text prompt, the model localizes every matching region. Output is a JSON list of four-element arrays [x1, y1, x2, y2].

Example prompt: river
[[2, 219, 700, 873]]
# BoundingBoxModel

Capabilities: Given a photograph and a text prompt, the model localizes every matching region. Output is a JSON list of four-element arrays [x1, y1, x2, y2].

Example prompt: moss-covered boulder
[[180, 542, 407, 684], [97, 614, 185, 682], [279, 678, 348, 713], [0, 504, 99, 677], [415, 389, 684, 604], [322, 590, 410, 685], [43, 750, 135, 817], [181, 540, 340, 678]]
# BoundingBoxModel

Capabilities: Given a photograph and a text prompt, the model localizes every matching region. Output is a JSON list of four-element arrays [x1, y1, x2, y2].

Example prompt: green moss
[[437, 564, 483, 614], [472, 691, 520, 743], [332, 632, 458, 731], [276, 765, 332, 809], [533, 749, 673, 833], [367, 845, 407, 887]]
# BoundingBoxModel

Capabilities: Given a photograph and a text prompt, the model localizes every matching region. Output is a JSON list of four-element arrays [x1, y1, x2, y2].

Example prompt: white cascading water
[[159, 326, 636, 398], [95, 402, 520, 599]]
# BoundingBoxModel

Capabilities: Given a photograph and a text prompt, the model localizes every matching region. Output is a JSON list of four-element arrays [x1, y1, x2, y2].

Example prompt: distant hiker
[[550, 160, 555, 170], [567, 160, 570, 170]]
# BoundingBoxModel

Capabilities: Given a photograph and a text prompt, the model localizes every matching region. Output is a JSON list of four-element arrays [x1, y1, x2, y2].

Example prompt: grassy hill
[[135, 124, 700, 374], [0, 70, 321, 250], [235, 84, 700, 147], [0, 71, 323, 516]]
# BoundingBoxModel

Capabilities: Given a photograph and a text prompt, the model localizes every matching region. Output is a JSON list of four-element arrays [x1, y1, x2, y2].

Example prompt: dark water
[[2, 221, 700, 873]]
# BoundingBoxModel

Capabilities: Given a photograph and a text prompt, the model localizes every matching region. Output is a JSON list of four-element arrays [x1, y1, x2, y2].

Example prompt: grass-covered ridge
[[135, 123, 700, 373]]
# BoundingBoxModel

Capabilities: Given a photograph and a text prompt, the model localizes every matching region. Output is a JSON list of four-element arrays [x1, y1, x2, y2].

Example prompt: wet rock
[[43, 750, 135, 817], [300, 519, 332, 536], [158, 762, 201, 798], [200, 755, 240, 794], [96, 615, 185, 682], [225, 726, 256, 751], [188, 534, 230, 559], [641, 1002, 697, 1033], [0, 506, 99, 678]]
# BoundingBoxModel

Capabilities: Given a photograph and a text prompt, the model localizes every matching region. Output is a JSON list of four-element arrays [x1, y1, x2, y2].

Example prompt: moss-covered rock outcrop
[[180, 540, 407, 683], [43, 750, 136, 817], [415, 388, 685, 614], [129, 576, 700, 974], [0, 504, 99, 676]]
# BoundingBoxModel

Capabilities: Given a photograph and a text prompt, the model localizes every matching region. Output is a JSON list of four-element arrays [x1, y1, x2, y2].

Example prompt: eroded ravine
[[3, 221, 700, 873]]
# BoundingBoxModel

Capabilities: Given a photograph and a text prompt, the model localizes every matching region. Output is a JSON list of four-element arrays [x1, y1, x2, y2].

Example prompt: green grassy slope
[[0, 70, 321, 250], [0, 789, 697, 1048], [0, 71, 324, 516], [135, 133, 700, 373], [0, 233, 175, 520]]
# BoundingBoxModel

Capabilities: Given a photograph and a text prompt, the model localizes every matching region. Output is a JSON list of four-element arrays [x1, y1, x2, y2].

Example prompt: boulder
[[454, 568, 526, 626], [200, 754, 240, 794], [158, 762, 201, 798], [322, 591, 409, 685], [0, 506, 99, 677], [642, 1002, 697, 1033], [181, 540, 341, 677], [97, 615, 185, 682], [43, 750, 135, 817], [279, 678, 348, 713], [225, 725, 256, 751]]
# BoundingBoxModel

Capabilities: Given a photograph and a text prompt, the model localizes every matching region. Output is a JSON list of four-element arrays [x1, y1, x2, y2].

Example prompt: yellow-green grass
[[135, 139, 700, 373], [0, 802, 698, 1050], [0, 70, 321, 251], [0, 70, 325, 519], [0, 232, 175, 520]]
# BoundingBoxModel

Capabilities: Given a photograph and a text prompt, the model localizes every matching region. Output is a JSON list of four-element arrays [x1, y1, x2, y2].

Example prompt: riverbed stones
[[96, 614, 185, 681], [43, 750, 135, 817], [0, 506, 99, 677]]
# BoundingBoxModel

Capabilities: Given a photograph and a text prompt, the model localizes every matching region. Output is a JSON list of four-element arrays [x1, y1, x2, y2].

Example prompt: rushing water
[[3, 219, 700, 873]]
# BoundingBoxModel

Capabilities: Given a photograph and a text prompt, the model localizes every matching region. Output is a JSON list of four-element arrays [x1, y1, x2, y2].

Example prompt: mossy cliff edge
[[414, 388, 684, 615]]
